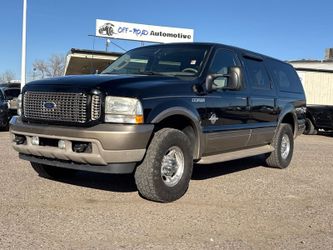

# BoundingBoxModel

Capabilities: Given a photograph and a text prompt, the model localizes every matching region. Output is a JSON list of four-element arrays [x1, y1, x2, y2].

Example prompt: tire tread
[[135, 128, 192, 202], [266, 124, 294, 169]]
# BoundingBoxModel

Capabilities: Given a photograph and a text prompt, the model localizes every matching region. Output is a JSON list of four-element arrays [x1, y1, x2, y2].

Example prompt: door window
[[208, 49, 239, 89]]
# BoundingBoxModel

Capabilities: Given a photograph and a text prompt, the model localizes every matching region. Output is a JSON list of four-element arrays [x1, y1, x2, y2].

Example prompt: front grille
[[23, 91, 88, 123]]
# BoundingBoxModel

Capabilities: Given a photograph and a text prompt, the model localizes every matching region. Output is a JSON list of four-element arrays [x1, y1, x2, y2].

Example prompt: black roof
[[129, 42, 287, 65]]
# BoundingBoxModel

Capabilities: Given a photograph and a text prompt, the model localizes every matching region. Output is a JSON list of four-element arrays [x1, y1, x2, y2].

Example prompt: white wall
[[296, 71, 333, 105]]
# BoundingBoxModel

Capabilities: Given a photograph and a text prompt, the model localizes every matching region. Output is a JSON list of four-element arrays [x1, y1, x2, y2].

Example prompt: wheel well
[[155, 115, 199, 159], [281, 113, 295, 135]]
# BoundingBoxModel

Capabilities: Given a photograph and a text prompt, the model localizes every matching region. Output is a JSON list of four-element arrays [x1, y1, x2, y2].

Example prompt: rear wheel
[[30, 162, 77, 179], [266, 124, 294, 169], [134, 128, 193, 202], [304, 118, 317, 135]]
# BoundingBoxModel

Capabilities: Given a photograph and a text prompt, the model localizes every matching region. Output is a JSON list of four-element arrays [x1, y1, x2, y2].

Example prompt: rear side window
[[267, 59, 302, 93], [243, 57, 271, 90]]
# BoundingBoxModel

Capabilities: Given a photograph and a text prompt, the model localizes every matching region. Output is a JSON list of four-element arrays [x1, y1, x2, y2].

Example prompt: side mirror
[[224, 66, 242, 90], [205, 66, 242, 92]]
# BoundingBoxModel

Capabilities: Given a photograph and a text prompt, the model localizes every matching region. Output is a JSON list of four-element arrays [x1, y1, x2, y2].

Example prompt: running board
[[197, 145, 274, 164]]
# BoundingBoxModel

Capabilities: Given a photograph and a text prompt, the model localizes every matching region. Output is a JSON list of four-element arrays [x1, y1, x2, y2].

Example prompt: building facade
[[289, 49, 333, 105]]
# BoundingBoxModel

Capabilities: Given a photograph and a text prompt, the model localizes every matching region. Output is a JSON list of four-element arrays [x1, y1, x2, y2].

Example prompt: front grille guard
[[22, 91, 102, 125]]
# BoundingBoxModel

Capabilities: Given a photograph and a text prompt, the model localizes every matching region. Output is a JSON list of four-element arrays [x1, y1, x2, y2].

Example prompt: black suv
[[0, 84, 20, 129], [10, 43, 306, 202]]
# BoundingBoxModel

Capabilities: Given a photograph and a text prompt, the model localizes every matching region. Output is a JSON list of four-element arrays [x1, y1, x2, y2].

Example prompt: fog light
[[58, 140, 66, 149], [31, 136, 39, 145], [14, 135, 26, 145], [73, 142, 90, 153]]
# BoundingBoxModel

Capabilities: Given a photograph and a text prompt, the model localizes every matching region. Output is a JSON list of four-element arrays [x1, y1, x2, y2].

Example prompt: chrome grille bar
[[91, 95, 101, 120]]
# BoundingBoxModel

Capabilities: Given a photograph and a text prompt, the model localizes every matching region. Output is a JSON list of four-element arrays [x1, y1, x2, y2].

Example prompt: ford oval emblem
[[43, 101, 56, 109]]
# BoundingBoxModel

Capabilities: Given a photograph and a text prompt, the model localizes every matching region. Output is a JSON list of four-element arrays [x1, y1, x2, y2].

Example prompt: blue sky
[[1, 0, 332, 80]]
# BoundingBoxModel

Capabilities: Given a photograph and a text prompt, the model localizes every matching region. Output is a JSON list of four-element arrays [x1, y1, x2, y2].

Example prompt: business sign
[[96, 19, 194, 43]]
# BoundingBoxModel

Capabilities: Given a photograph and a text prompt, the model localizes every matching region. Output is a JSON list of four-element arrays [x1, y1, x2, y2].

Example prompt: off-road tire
[[266, 124, 294, 169], [0, 120, 9, 131], [31, 162, 77, 179], [134, 128, 193, 203], [304, 118, 317, 135]]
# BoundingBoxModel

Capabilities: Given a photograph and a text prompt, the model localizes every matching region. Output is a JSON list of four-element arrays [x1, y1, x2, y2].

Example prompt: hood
[[24, 74, 197, 98]]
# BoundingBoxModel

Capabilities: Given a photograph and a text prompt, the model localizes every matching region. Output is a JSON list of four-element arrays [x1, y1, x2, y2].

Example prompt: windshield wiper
[[102, 72, 120, 75], [139, 71, 166, 76]]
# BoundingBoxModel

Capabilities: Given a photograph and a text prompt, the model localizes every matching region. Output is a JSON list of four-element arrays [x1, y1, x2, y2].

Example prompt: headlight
[[17, 94, 22, 116], [105, 96, 143, 124]]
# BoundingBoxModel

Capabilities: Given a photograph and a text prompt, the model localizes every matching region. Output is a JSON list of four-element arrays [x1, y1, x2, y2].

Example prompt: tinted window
[[268, 59, 302, 93], [209, 49, 238, 74], [102, 45, 209, 77], [243, 57, 271, 90], [0, 91, 4, 101], [208, 49, 238, 89], [4, 89, 20, 100]]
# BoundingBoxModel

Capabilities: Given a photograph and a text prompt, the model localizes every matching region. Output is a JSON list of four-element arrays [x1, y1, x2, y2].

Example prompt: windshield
[[4, 88, 20, 100], [102, 45, 210, 77]]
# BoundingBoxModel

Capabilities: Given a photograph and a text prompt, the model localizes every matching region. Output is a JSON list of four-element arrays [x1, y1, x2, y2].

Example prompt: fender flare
[[149, 105, 204, 160], [278, 104, 298, 137]]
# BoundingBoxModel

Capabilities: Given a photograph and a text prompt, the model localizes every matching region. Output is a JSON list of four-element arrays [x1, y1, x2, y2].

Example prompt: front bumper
[[10, 116, 154, 173]]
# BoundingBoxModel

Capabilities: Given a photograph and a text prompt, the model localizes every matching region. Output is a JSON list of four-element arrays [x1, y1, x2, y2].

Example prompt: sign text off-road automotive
[[96, 19, 194, 43]]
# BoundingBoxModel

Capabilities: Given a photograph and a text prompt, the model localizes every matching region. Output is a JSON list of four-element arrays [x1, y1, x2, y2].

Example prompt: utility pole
[[106, 39, 111, 52], [21, 0, 27, 90]]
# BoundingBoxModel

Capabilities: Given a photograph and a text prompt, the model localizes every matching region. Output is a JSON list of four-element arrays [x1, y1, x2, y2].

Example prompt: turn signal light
[[135, 115, 144, 124]]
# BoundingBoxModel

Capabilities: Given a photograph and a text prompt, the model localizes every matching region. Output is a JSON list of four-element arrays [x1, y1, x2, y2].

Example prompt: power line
[[88, 35, 127, 52], [109, 40, 127, 52]]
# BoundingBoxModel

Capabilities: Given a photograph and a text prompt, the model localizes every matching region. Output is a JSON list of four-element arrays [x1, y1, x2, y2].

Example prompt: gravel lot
[[0, 131, 332, 249]]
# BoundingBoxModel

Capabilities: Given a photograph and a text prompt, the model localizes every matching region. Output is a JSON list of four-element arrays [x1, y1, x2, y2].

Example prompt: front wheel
[[266, 124, 294, 169], [134, 128, 193, 202]]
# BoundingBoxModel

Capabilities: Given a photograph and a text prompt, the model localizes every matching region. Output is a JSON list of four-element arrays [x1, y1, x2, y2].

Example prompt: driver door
[[203, 48, 251, 155]]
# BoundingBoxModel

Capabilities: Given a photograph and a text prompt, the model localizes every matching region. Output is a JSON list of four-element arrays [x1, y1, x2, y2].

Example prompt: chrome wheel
[[161, 146, 184, 187], [281, 134, 290, 159]]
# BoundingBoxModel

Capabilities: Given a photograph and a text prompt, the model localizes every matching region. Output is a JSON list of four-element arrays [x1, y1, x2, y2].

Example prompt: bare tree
[[0, 70, 16, 83], [32, 54, 65, 79], [32, 59, 48, 79], [48, 54, 65, 77]]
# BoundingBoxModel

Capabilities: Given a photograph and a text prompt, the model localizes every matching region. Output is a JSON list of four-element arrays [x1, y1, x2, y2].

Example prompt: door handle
[[273, 98, 279, 113], [246, 97, 251, 111]]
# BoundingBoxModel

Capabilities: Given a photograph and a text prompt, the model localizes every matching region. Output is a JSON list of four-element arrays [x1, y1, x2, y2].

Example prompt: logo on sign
[[43, 101, 56, 110], [98, 23, 116, 36]]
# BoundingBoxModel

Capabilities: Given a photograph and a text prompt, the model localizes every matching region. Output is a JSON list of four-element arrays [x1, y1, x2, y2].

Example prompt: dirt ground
[[0, 131, 332, 249]]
